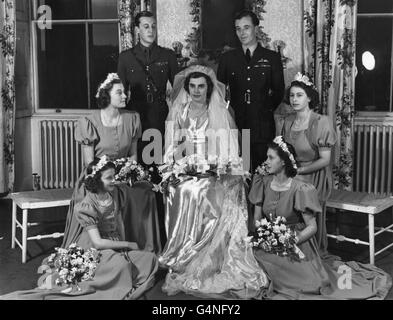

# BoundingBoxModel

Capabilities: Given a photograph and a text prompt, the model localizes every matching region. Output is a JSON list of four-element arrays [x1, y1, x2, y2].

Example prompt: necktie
[[245, 48, 251, 63], [146, 48, 151, 63]]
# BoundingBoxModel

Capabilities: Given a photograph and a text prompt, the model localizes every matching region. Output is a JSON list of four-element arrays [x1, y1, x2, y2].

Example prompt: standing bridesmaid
[[62, 73, 161, 253], [278, 73, 337, 254]]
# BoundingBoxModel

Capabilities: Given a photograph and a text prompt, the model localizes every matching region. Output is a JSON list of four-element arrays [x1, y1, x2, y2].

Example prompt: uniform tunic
[[117, 42, 178, 136], [217, 44, 285, 169]]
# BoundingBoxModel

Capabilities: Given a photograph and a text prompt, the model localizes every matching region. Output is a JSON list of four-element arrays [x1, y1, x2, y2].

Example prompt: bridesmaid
[[1, 159, 158, 300], [249, 137, 391, 300], [62, 73, 161, 253], [278, 73, 337, 254]]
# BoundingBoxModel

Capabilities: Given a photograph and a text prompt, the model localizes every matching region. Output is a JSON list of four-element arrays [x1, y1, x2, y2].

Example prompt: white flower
[[273, 225, 281, 234], [261, 218, 269, 226], [59, 269, 68, 276], [294, 72, 314, 87], [279, 235, 286, 244], [95, 73, 120, 98]]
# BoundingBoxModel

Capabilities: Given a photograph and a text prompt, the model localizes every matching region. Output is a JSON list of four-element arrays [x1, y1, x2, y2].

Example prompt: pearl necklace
[[189, 102, 207, 117], [101, 110, 121, 127], [271, 177, 292, 192], [95, 192, 113, 207], [293, 110, 311, 130]]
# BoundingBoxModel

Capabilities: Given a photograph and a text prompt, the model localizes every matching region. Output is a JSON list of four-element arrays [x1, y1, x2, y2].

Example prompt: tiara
[[86, 155, 112, 178], [95, 73, 120, 98], [293, 72, 315, 89], [273, 136, 298, 170]]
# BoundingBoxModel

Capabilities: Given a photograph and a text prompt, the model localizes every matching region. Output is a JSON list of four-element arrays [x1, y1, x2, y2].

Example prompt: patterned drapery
[[0, 0, 16, 194], [118, 0, 136, 51], [303, 0, 357, 190], [118, 0, 153, 51]]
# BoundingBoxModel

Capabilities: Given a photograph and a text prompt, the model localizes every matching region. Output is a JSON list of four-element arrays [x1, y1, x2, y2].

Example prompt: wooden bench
[[326, 189, 393, 265], [9, 188, 73, 263]]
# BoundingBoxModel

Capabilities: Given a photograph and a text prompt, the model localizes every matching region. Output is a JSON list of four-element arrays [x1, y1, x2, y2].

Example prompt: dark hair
[[134, 11, 155, 28], [267, 140, 298, 178], [284, 81, 320, 110], [184, 72, 214, 104], [83, 158, 116, 193], [96, 78, 122, 109], [234, 10, 259, 26]]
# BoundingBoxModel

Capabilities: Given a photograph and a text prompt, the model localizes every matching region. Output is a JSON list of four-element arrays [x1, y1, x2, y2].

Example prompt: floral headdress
[[95, 73, 120, 98], [293, 72, 316, 90], [86, 155, 113, 178], [273, 136, 298, 170]]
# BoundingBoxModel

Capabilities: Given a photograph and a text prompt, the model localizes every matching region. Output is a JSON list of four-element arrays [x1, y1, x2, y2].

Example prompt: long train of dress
[[159, 174, 271, 299]]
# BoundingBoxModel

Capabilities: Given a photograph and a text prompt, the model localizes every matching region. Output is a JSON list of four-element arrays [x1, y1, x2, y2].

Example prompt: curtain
[[118, 0, 153, 51], [118, 0, 136, 51], [0, 0, 16, 194], [303, 0, 357, 190]]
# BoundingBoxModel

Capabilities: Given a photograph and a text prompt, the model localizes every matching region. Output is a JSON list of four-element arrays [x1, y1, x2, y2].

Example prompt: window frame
[[30, 0, 121, 114], [356, 11, 393, 117]]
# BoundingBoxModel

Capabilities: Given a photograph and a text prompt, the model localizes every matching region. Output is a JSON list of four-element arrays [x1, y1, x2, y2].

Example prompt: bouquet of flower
[[255, 161, 270, 176], [157, 155, 249, 194], [113, 157, 152, 186], [246, 215, 305, 261], [47, 243, 101, 289]]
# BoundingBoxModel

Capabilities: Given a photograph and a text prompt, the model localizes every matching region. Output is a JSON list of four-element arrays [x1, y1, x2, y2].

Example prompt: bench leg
[[368, 214, 375, 265], [22, 209, 28, 264], [11, 201, 16, 249]]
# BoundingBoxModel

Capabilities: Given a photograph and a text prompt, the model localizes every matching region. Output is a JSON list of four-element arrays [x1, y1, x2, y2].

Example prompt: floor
[[1, 197, 393, 299]]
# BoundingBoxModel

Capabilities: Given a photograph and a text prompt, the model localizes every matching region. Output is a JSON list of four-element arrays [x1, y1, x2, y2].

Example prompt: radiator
[[354, 124, 393, 195], [40, 120, 82, 189]]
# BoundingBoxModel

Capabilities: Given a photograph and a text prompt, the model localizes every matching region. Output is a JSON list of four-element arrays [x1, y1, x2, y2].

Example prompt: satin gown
[[1, 187, 158, 300], [159, 105, 271, 299], [281, 111, 337, 254]]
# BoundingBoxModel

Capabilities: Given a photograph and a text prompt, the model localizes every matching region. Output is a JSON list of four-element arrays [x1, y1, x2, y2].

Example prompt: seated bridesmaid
[[62, 73, 161, 253], [249, 137, 392, 300], [1, 159, 158, 300]]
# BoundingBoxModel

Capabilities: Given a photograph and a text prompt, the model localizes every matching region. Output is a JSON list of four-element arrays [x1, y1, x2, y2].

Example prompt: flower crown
[[95, 73, 120, 98], [293, 72, 316, 90], [86, 155, 112, 178], [273, 136, 298, 170]]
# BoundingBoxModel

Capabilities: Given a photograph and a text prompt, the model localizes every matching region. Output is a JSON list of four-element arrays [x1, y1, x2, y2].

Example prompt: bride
[[158, 64, 270, 299]]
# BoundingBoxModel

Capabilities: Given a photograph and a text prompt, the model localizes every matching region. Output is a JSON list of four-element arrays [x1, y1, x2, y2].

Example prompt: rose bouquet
[[157, 155, 249, 195], [114, 157, 152, 186], [254, 161, 270, 176], [47, 243, 101, 289], [246, 215, 305, 261]]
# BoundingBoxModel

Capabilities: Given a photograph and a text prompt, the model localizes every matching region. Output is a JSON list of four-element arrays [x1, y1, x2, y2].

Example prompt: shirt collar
[[242, 42, 258, 56], [138, 42, 156, 53]]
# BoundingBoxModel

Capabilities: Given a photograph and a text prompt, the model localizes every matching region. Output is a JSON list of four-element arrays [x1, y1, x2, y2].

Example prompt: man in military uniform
[[217, 10, 285, 171], [117, 11, 178, 163]]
